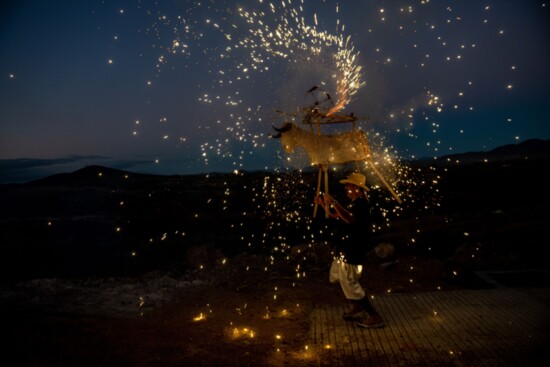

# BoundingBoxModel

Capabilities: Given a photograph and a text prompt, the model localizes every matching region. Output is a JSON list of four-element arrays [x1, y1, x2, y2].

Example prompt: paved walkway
[[309, 288, 549, 366]]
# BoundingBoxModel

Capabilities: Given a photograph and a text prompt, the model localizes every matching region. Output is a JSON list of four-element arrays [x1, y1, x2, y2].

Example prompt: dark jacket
[[338, 196, 373, 265]]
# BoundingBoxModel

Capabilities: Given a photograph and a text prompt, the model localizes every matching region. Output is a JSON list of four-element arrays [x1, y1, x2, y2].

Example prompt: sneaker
[[342, 302, 364, 320], [356, 314, 385, 328]]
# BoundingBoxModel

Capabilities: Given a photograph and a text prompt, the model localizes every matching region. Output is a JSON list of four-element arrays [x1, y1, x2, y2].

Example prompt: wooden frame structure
[[275, 87, 402, 218]]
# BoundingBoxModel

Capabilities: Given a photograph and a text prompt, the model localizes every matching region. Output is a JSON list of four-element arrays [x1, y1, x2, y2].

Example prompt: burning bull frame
[[272, 120, 402, 217]]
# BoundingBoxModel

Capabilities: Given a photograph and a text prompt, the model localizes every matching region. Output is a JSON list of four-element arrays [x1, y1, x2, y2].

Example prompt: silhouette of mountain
[[436, 138, 550, 164], [26, 165, 152, 187]]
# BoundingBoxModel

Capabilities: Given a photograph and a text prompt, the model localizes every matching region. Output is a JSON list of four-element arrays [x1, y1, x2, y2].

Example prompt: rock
[[374, 243, 394, 259]]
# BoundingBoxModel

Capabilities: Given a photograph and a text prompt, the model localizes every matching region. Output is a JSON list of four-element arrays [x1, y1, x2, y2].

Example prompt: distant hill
[[27, 165, 155, 187], [435, 138, 550, 164], [2, 139, 549, 186]]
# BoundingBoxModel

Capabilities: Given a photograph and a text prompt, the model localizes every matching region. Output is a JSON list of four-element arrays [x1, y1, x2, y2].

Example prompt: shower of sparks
[[232, 2, 366, 116]]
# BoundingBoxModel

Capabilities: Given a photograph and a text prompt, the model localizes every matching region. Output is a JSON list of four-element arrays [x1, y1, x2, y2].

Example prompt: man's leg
[[337, 261, 367, 319]]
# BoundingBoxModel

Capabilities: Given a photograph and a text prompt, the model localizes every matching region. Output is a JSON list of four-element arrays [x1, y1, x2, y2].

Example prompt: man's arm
[[317, 194, 354, 224]]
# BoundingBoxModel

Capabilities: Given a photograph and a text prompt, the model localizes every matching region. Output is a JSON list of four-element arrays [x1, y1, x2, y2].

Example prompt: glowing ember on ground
[[229, 326, 256, 339], [193, 313, 206, 322]]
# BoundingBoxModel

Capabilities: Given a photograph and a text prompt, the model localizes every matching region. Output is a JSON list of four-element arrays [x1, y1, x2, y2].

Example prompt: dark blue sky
[[1, 0, 549, 183]]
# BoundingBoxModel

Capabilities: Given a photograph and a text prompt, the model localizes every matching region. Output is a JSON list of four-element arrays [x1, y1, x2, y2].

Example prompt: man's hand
[[314, 195, 324, 206], [314, 194, 340, 219], [314, 194, 335, 206], [323, 193, 335, 205]]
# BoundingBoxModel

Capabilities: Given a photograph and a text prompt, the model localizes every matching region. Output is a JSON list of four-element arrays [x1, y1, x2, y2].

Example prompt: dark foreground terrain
[[1, 141, 549, 366]]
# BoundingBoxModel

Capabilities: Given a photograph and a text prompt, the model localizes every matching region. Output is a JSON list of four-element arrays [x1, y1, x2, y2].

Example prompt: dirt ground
[[1, 252, 461, 367]]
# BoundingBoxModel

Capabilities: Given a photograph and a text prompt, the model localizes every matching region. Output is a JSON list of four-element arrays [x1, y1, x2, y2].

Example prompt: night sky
[[1, 0, 549, 183]]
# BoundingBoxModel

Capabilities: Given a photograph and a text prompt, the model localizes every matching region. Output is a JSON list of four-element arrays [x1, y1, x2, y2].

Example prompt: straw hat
[[339, 172, 370, 191]]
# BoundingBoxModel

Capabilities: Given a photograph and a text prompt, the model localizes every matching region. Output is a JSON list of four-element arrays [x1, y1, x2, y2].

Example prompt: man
[[315, 172, 384, 328]]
